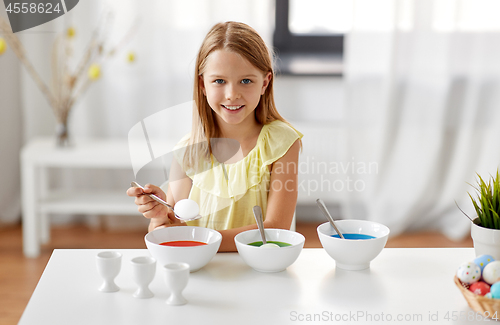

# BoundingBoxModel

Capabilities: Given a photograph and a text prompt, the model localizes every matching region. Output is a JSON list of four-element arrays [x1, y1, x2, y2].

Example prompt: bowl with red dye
[[145, 226, 222, 272]]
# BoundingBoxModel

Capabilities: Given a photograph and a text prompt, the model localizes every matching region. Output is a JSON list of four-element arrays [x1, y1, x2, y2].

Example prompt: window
[[273, 0, 348, 76]]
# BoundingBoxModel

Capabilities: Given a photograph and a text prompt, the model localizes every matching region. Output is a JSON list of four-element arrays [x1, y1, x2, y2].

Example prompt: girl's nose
[[225, 84, 241, 100]]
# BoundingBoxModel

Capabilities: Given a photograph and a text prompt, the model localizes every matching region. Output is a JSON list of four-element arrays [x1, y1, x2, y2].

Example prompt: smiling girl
[[127, 21, 303, 251]]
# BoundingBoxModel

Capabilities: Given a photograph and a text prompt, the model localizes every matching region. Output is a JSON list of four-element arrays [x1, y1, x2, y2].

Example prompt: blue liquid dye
[[331, 233, 376, 240]]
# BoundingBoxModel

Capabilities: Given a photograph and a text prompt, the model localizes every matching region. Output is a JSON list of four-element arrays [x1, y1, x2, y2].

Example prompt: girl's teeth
[[224, 105, 243, 111]]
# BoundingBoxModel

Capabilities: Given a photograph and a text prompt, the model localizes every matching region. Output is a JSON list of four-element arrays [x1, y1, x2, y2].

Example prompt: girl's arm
[[148, 156, 193, 231], [217, 139, 301, 252], [127, 156, 192, 232]]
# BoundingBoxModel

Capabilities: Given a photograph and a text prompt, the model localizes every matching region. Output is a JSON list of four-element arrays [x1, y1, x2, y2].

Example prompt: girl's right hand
[[126, 184, 179, 229]]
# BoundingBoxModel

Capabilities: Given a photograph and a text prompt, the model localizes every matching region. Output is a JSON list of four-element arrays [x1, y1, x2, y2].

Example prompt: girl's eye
[[241, 79, 251, 84], [214, 79, 225, 84]]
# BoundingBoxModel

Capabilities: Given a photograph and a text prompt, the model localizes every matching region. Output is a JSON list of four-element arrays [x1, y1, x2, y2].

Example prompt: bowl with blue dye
[[317, 220, 390, 270]]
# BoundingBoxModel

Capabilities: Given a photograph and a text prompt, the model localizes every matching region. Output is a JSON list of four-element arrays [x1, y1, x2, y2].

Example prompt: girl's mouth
[[222, 105, 244, 112]]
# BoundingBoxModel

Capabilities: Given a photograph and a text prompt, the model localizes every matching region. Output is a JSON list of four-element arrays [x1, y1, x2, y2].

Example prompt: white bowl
[[317, 220, 390, 270], [234, 229, 305, 272], [145, 226, 222, 272]]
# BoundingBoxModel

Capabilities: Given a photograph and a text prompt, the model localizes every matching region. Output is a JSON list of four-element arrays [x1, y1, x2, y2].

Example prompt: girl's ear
[[261, 72, 272, 95], [199, 75, 206, 96]]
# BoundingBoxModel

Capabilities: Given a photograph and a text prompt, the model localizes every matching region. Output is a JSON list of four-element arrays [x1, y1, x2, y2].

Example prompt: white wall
[[274, 76, 346, 221], [274, 76, 345, 122]]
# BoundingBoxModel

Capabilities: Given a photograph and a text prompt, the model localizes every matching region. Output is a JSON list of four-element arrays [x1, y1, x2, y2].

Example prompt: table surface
[[19, 248, 484, 325]]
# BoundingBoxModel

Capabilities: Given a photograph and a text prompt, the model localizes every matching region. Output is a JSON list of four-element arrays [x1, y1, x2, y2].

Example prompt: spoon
[[316, 199, 344, 239], [252, 206, 280, 248], [131, 181, 202, 221]]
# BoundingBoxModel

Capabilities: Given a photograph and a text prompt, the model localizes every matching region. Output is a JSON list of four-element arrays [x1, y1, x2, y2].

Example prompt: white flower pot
[[471, 220, 500, 260]]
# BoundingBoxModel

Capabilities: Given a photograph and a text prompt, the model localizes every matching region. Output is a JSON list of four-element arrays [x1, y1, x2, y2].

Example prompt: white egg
[[483, 261, 500, 285], [261, 243, 280, 249], [174, 199, 200, 220]]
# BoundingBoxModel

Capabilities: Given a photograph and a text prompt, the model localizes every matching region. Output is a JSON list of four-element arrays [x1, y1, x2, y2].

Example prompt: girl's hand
[[126, 184, 182, 230]]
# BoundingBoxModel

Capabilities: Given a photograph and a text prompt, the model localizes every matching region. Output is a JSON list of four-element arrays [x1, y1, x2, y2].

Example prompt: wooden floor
[[0, 222, 473, 325]]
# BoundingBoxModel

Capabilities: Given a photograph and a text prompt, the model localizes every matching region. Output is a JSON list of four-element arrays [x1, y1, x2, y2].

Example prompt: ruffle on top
[[173, 120, 303, 199]]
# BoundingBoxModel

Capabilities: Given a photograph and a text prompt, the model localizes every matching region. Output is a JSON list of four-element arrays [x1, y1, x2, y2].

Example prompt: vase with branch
[[0, 14, 136, 146]]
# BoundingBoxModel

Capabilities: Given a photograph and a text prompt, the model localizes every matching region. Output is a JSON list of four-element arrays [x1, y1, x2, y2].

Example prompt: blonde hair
[[184, 21, 297, 170]]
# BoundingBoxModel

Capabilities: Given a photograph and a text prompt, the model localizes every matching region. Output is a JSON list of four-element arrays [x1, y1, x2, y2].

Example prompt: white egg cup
[[130, 256, 156, 299], [163, 262, 189, 305], [96, 251, 122, 292]]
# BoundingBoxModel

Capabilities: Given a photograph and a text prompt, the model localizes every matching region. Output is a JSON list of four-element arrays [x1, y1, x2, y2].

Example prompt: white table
[[19, 248, 483, 325], [21, 138, 139, 258]]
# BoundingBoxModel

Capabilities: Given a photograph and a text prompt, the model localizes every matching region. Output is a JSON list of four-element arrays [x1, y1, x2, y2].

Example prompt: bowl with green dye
[[317, 220, 390, 271], [234, 228, 305, 272]]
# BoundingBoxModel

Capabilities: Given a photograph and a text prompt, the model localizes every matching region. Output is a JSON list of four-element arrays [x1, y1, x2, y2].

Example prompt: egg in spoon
[[174, 199, 200, 221]]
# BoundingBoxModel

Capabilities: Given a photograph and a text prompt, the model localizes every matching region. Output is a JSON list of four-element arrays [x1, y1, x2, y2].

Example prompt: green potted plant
[[464, 170, 500, 259]]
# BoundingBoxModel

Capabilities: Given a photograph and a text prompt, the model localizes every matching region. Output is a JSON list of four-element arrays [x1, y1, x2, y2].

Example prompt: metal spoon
[[252, 206, 280, 248], [131, 181, 201, 221], [316, 199, 344, 239]]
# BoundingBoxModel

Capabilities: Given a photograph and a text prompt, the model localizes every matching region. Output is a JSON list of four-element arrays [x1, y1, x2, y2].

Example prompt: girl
[[127, 21, 303, 252]]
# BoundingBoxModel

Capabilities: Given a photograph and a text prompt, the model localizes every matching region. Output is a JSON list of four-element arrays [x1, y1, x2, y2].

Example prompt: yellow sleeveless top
[[174, 120, 303, 231]]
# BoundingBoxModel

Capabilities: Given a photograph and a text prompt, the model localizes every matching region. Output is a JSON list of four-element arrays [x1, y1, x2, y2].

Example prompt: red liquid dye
[[160, 240, 207, 247]]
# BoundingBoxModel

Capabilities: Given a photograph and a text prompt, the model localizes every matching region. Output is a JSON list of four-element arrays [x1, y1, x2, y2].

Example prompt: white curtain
[[0, 0, 274, 224], [343, 0, 500, 239], [0, 25, 22, 224]]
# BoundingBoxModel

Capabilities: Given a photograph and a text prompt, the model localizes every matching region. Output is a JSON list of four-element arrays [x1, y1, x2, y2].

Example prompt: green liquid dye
[[248, 241, 292, 247]]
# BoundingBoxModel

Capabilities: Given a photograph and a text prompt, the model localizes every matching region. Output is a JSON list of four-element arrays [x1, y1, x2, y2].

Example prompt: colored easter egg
[[456, 262, 481, 284], [469, 281, 491, 296], [483, 261, 500, 285], [490, 282, 500, 299], [473, 255, 494, 272], [486, 292, 493, 299]]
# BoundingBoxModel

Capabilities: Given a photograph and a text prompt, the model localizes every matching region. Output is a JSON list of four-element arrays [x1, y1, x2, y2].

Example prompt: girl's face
[[200, 49, 272, 128]]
